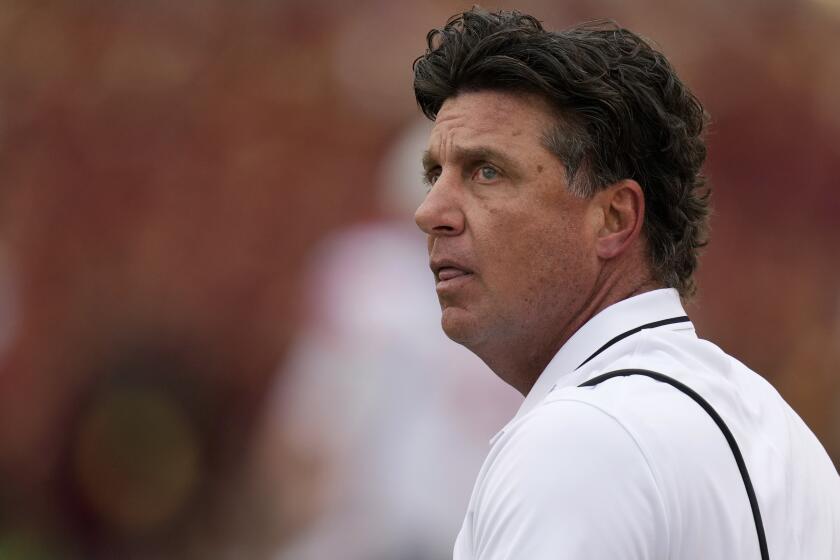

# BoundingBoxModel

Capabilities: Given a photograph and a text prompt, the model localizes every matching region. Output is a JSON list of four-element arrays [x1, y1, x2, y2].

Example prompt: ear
[[594, 179, 645, 260]]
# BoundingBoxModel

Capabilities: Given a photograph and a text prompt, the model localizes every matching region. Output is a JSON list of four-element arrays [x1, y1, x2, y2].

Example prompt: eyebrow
[[422, 146, 518, 172]]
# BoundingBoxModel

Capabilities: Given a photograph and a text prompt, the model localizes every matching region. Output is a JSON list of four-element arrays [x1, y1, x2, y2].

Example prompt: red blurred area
[[0, 1, 836, 558], [0, 2, 386, 557]]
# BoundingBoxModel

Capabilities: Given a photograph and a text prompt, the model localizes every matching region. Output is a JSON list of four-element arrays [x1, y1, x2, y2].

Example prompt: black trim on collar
[[576, 316, 691, 370]]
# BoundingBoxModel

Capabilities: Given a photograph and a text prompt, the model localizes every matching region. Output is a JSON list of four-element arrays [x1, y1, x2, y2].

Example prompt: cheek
[[485, 210, 594, 291]]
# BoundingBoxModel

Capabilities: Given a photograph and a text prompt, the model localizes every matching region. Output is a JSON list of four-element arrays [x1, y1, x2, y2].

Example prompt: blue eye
[[476, 166, 499, 181]]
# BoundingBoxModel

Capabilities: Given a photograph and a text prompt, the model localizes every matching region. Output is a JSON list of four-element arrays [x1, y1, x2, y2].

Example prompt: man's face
[[416, 90, 601, 358]]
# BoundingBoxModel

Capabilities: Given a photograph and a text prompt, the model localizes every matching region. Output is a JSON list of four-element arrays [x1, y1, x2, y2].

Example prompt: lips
[[437, 267, 469, 281], [431, 258, 473, 286]]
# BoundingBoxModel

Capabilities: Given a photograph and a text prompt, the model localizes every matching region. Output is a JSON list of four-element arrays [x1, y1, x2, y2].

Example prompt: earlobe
[[595, 180, 644, 260]]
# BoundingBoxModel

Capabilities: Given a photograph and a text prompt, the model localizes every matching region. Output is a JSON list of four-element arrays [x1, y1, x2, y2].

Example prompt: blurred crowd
[[0, 1, 837, 558]]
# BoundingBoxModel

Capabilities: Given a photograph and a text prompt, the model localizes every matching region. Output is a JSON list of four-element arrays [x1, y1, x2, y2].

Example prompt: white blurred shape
[[378, 118, 432, 219]]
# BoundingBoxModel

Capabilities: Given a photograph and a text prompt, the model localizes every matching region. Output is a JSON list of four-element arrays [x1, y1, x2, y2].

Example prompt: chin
[[440, 307, 481, 346]]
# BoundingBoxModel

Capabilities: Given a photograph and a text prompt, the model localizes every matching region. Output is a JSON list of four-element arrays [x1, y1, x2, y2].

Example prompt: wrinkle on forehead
[[424, 91, 556, 168]]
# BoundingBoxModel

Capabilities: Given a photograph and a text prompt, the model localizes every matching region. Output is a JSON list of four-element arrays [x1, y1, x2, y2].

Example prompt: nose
[[414, 174, 465, 237]]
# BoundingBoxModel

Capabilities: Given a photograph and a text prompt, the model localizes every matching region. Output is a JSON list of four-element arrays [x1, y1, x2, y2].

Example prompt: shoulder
[[469, 398, 669, 559], [491, 385, 688, 500], [538, 371, 744, 495], [487, 395, 669, 518], [498, 394, 657, 474]]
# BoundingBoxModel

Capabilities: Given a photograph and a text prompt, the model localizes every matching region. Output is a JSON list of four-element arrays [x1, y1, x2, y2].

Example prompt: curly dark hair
[[413, 8, 710, 297]]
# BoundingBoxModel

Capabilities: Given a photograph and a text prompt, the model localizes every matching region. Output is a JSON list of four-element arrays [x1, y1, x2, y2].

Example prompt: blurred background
[[0, 0, 837, 558]]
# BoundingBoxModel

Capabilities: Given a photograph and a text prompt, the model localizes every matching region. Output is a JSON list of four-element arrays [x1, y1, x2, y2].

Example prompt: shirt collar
[[490, 288, 694, 445]]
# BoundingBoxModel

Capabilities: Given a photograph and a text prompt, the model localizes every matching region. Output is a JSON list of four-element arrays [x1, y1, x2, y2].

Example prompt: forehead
[[427, 90, 555, 156]]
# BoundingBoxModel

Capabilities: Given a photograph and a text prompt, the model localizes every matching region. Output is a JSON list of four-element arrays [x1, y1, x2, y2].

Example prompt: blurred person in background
[[267, 119, 519, 560], [412, 8, 840, 560]]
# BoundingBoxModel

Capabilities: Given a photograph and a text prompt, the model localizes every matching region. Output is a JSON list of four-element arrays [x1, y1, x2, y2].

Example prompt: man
[[412, 8, 840, 560]]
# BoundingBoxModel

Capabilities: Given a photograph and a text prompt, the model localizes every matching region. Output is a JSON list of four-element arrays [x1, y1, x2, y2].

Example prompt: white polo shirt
[[454, 288, 840, 560]]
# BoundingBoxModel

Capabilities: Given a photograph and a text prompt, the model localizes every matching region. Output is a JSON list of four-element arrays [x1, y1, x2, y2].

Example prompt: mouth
[[431, 259, 474, 290]]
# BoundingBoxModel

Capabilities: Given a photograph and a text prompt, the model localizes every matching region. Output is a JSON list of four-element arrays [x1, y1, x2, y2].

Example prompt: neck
[[479, 272, 663, 396]]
